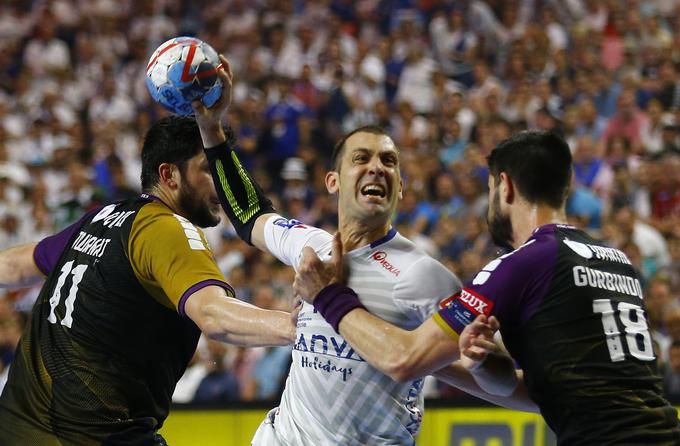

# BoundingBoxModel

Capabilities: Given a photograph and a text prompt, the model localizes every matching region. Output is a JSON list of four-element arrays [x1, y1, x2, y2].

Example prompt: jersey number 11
[[47, 261, 88, 328]]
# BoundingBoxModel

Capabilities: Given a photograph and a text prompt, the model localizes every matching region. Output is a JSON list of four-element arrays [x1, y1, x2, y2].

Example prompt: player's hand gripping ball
[[146, 37, 223, 115]]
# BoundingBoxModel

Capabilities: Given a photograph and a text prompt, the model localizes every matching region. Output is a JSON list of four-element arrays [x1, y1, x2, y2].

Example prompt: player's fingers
[[218, 55, 233, 83], [191, 100, 206, 114], [472, 314, 488, 324], [300, 246, 320, 269], [291, 295, 303, 309], [469, 322, 495, 340], [471, 338, 498, 352], [331, 232, 344, 275], [463, 347, 487, 361], [488, 315, 500, 331]]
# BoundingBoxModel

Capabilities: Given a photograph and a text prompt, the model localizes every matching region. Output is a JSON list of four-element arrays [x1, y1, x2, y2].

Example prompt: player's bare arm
[[294, 234, 525, 391], [432, 363, 537, 412], [0, 243, 43, 288], [458, 314, 521, 397], [184, 285, 296, 347]]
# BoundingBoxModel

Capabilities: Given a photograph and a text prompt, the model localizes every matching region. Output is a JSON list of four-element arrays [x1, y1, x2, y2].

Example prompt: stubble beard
[[487, 187, 514, 250], [177, 181, 220, 228]]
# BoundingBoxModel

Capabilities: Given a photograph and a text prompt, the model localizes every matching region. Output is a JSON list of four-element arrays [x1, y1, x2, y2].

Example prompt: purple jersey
[[435, 224, 680, 445]]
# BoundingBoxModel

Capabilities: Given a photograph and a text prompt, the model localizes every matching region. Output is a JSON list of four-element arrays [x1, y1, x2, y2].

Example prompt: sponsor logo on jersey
[[588, 243, 631, 264], [92, 204, 136, 229], [294, 332, 362, 382], [438, 288, 493, 332], [563, 239, 594, 259], [300, 356, 353, 381], [438, 293, 459, 309], [372, 250, 401, 276], [458, 288, 493, 315], [273, 217, 307, 229]]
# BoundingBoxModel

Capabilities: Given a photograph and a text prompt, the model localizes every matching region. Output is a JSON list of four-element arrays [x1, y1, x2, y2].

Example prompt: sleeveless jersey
[[0, 195, 232, 446], [435, 224, 680, 445], [261, 216, 461, 445]]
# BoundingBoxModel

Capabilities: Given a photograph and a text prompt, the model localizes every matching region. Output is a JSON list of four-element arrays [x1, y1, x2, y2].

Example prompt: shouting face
[[327, 132, 403, 226]]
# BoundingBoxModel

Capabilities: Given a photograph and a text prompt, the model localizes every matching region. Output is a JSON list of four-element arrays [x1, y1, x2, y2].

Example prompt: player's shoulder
[[265, 215, 333, 257], [132, 199, 208, 246], [473, 225, 561, 283], [388, 232, 460, 281]]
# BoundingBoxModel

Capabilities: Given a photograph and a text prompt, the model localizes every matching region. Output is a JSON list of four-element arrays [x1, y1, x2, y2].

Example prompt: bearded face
[[487, 182, 514, 250]]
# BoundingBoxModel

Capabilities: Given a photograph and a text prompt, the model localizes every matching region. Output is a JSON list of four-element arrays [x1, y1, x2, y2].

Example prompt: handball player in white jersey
[[218, 126, 460, 445], [194, 58, 527, 445]]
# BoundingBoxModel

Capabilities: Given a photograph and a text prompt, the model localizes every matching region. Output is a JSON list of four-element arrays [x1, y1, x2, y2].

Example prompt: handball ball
[[146, 37, 222, 115]]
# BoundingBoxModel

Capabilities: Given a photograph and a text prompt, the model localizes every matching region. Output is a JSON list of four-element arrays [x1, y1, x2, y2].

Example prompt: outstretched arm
[[193, 55, 278, 252], [184, 285, 297, 347], [458, 314, 519, 397], [433, 363, 537, 412], [294, 234, 531, 410], [0, 243, 42, 288]]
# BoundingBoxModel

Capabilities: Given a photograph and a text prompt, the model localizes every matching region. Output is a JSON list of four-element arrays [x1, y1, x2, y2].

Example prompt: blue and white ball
[[146, 37, 223, 115]]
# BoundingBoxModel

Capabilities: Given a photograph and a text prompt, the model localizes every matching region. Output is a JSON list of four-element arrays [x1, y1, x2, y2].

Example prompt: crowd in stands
[[1, 0, 680, 404]]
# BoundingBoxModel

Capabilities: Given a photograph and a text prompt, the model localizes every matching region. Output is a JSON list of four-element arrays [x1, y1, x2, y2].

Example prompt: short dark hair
[[487, 130, 572, 208], [140, 116, 203, 191], [330, 125, 391, 171]]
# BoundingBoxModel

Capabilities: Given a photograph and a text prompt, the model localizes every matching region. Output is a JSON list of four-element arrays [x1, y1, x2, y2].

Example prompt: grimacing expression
[[487, 175, 514, 250], [331, 132, 403, 223], [177, 154, 221, 228]]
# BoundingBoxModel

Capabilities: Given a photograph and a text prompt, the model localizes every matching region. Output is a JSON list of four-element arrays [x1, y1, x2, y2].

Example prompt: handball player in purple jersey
[[295, 130, 680, 445]]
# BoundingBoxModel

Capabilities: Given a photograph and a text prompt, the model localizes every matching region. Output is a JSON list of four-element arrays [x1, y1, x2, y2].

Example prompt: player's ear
[[325, 171, 339, 194], [398, 178, 403, 200], [159, 163, 179, 189], [499, 172, 514, 204]]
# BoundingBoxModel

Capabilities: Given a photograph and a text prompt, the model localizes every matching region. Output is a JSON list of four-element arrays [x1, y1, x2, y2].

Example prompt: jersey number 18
[[593, 298, 655, 362]]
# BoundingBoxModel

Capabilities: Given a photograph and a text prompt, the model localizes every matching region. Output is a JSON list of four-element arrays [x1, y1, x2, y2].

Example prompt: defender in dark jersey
[[0, 62, 296, 446], [294, 130, 680, 445]]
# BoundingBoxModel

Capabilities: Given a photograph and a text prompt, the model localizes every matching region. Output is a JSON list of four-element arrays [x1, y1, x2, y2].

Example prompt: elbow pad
[[204, 127, 274, 245]]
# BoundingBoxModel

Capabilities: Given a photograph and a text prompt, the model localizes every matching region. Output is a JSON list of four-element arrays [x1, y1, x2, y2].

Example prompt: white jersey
[[260, 216, 461, 445]]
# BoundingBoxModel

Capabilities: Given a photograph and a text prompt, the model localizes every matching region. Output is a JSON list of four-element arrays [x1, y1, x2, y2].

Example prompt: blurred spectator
[[613, 205, 671, 274], [263, 77, 309, 181], [193, 339, 241, 404], [576, 98, 608, 142], [243, 287, 292, 400], [279, 157, 315, 220], [603, 89, 649, 152]]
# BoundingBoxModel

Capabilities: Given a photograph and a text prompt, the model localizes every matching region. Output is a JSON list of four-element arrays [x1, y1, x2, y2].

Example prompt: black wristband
[[204, 129, 275, 245], [313, 283, 366, 333]]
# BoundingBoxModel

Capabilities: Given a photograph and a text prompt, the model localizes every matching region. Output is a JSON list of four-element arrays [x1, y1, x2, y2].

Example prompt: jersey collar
[[531, 223, 577, 236], [370, 227, 397, 248], [141, 193, 171, 209]]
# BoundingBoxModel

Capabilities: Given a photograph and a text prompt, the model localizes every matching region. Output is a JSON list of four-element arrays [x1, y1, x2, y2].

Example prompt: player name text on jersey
[[572, 265, 643, 299], [71, 231, 112, 258]]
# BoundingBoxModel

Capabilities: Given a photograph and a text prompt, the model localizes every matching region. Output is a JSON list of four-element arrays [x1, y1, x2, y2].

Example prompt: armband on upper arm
[[204, 125, 275, 245]]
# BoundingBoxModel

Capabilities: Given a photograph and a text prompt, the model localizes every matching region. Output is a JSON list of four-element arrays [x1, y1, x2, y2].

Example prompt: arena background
[[1, 0, 680, 444]]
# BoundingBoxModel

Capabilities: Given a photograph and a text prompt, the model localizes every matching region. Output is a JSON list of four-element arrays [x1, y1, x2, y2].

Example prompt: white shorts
[[251, 408, 290, 446]]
